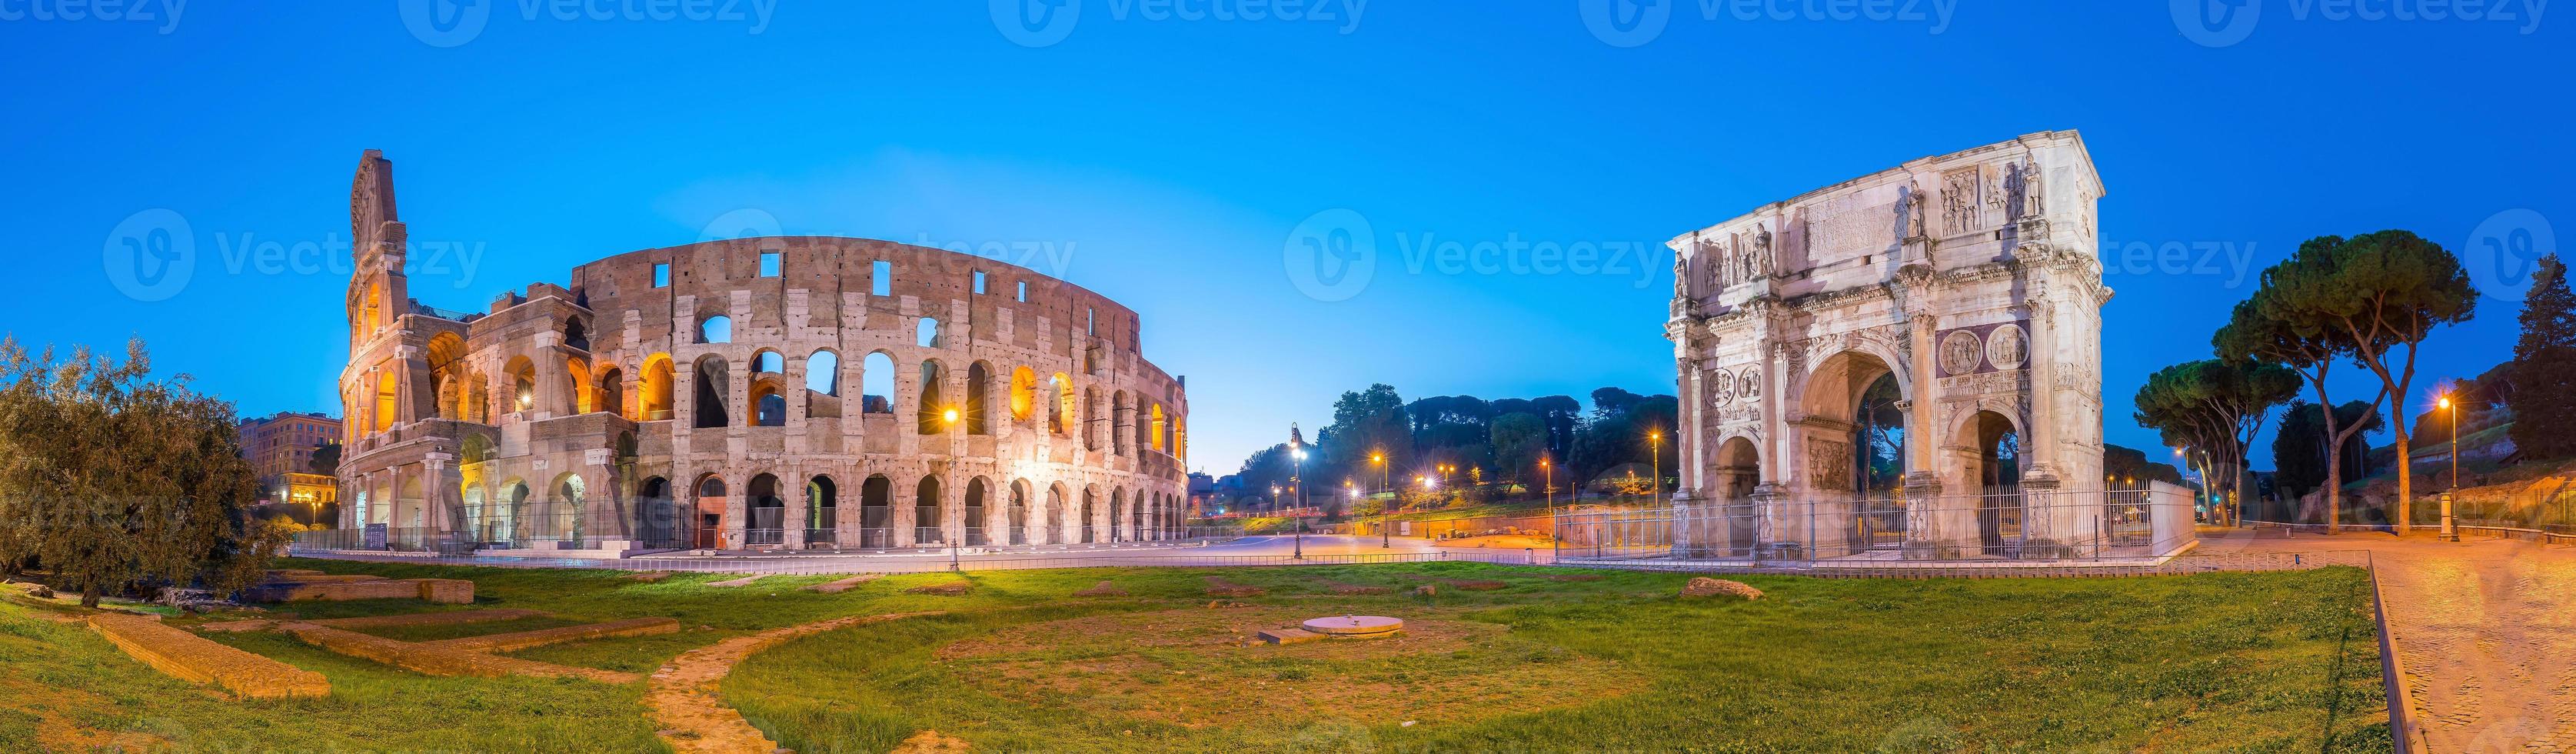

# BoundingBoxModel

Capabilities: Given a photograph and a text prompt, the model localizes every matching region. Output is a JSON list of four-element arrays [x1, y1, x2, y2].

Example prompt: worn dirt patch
[[937, 608, 1643, 729]]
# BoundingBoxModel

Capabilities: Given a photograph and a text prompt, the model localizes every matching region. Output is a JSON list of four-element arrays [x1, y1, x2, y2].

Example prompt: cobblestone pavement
[[2205, 532, 2575, 752]]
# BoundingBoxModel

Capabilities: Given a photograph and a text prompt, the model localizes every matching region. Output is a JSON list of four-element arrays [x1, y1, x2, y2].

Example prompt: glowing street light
[[2438, 394, 2459, 540]]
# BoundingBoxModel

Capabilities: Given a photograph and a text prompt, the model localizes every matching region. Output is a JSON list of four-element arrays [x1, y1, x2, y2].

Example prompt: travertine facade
[[1667, 132, 2113, 559], [337, 151, 1189, 552]]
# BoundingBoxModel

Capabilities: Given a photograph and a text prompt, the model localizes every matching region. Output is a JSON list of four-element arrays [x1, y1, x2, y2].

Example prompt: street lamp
[[1649, 429, 1664, 504], [1372, 452, 1389, 547], [942, 405, 962, 570], [2439, 395, 2458, 541], [1540, 455, 1556, 559], [1291, 445, 1306, 559]]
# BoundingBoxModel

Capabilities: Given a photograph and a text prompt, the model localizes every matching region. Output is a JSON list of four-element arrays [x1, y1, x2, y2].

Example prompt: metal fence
[[1553, 488, 2187, 565]]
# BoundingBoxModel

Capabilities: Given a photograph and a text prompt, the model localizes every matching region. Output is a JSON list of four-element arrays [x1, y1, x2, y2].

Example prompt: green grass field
[[0, 559, 2391, 752]]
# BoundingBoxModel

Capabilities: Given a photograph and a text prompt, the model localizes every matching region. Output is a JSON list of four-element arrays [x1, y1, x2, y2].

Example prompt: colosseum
[[333, 150, 1191, 555]]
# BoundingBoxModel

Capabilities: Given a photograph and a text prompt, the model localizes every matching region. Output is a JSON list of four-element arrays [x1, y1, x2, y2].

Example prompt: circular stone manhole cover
[[1302, 615, 1403, 638]]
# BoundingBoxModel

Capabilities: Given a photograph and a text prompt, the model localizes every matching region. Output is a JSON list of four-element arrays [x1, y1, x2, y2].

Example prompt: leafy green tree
[[1490, 412, 1548, 486], [0, 338, 283, 607], [307, 441, 341, 476], [2218, 236, 2388, 532], [1319, 384, 1409, 489], [2275, 231, 2475, 529], [2132, 359, 2298, 525], [2272, 401, 2385, 509], [2509, 255, 2576, 459]]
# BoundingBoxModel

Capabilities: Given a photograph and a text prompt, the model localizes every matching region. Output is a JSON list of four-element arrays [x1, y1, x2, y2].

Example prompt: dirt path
[[646, 612, 944, 754], [2230, 535, 2575, 751]]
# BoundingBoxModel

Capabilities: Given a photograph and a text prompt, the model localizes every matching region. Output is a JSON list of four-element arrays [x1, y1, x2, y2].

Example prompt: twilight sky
[[1, 2, 2568, 473]]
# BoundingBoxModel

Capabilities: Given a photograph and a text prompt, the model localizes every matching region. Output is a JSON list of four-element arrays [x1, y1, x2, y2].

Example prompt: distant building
[[237, 411, 342, 518], [1186, 472, 1216, 517]]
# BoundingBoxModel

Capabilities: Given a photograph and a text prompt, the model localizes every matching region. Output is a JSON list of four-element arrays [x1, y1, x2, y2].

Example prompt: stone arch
[[425, 332, 468, 419], [692, 473, 727, 550], [964, 476, 990, 545], [565, 357, 595, 415], [1047, 482, 1069, 544], [1955, 409, 2025, 556], [748, 373, 787, 427], [1111, 390, 1132, 454], [805, 475, 838, 546], [860, 475, 894, 547], [1010, 366, 1037, 424], [746, 473, 785, 546], [966, 361, 993, 435], [751, 349, 785, 375], [504, 355, 537, 415], [861, 350, 897, 414], [917, 359, 949, 435], [1009, 479, 1033, 545], [698, 315, 733, 344], [1080, 485, 1099, 543], [1083, 386, 1103, 451], [1150, 404, 1167, 453], [693, 355, 731, 428], [597, 364, 626, 419], [804, 349, 842, 419], [550, 472, 588, 543], [499, 476, 531, 545], [640, 353, 676, 421], [1109, 488, 1126, 542], [636, 475, 674, 547], [461, 482, 488, 541], [915, 475, 944, 545], [1053, 372, 1076, 435]]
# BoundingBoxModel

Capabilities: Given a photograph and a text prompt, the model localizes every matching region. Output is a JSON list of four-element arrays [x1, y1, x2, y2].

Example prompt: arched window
[[917, 318, 941, 349], [861, 475, 893, 547], [506, 357, 536, 414], [692, 475, 726, 549], [694, 356, 730, 428], [699, 315, 732, 344], [915, 475, 944, 544], [750, 381, 786, 427], [747, 474, 784, 545], [564, 319, 591, 351], [805, 350, 841, 419], [566, 359, 594, 414], [641, 354, 676, 421], [966, 362, 991, 435], [1151, 404, 1168, 453], [807, 475, 838, 545], [861, 352, 896, 414], [917, 360, 948, 435], [1083, 387, 1103, 451], [597, 366, 624, 418], [372, 372, 398, 432], [964, 478, 988, 545], [1052, 372, 1074, 435], [1010, 366, 1037, 423], [753, 350, 784, 374]]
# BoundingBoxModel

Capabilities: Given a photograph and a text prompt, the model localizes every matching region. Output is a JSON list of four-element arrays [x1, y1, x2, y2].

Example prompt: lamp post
[[1649, 429, 1664, 505], [1373, 452, 1389, 547], [1291, 445, 1306, 559], [1541, 455, 1557, 560], [943, 406, 962, 571], [2440, 395, 2458, 541]]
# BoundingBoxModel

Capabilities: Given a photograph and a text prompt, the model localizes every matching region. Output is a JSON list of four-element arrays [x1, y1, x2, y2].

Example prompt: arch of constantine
[[334, 151, 1190, 555], [1667, 131, 2148, 561]]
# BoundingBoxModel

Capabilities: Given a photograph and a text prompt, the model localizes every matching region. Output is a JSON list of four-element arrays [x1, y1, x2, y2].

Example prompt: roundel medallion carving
[[1709, 369, 1736, 407], [1939, 330, 1985, 376], [1985, 323, 2029, 370], [1737, 368, 1761, 401]]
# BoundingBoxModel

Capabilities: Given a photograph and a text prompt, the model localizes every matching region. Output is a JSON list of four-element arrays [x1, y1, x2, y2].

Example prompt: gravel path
[[2224, 534, 2575, 752], [647, 612, 944, 754]]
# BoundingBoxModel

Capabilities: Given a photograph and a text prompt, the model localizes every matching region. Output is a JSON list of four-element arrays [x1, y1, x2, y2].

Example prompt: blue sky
[[1, 2, 2568, 473]]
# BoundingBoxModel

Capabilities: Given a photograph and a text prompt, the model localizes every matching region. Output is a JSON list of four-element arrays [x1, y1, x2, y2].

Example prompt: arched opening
[[1968, 410, 2024, 556], [861, 352, 896, 414], [966, 362, 993, 435], [917, 360, 948, 435], [553, 473, 587, 544], [1853, 371, 1907, 550], [917, 317, 942, 348], [1008, 479, 1032, 545], [636, 476, 674, 549], [371, 372, 398, 432], [501, 479, 529, 545], [1150, 404, 1168, 453], [1709, 436, 1762, 557], [1112, 391, 1132, 454], [641, 354, 676, 421], [805, 350, 841, 419], [1046, 484, 1067, 545], [565, 358, 595, 415], [1129, 491, 1144, 542], [915, 475, 944, 545], [1109, 489, 1125, 542], [1080, 488, 1097, 543], [461, 483, 487, 542], [693, 356, 731, 428], [1799, 350, 1905, 553], [693, 475, 726, 549], [964, 477, 989, 545], [746, 474, 784, 546], [597, 365, 625, 419], [425, 332, 467, 420], [807, 475, 838, 548], [698, 315, 732, 344], [563, 318, 591, 351], [751, 350, 784, 375], [1010, 366, 1037, 424], [749, 377, 787, 427], [1053, 373, 1076, 435], [861, 475, 894, 548], [505, 356, 537, 415]]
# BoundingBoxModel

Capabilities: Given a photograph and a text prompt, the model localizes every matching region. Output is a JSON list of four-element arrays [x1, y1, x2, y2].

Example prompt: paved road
[[294, 535, 1523, 574], [2214, 532, 2575, 752]]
